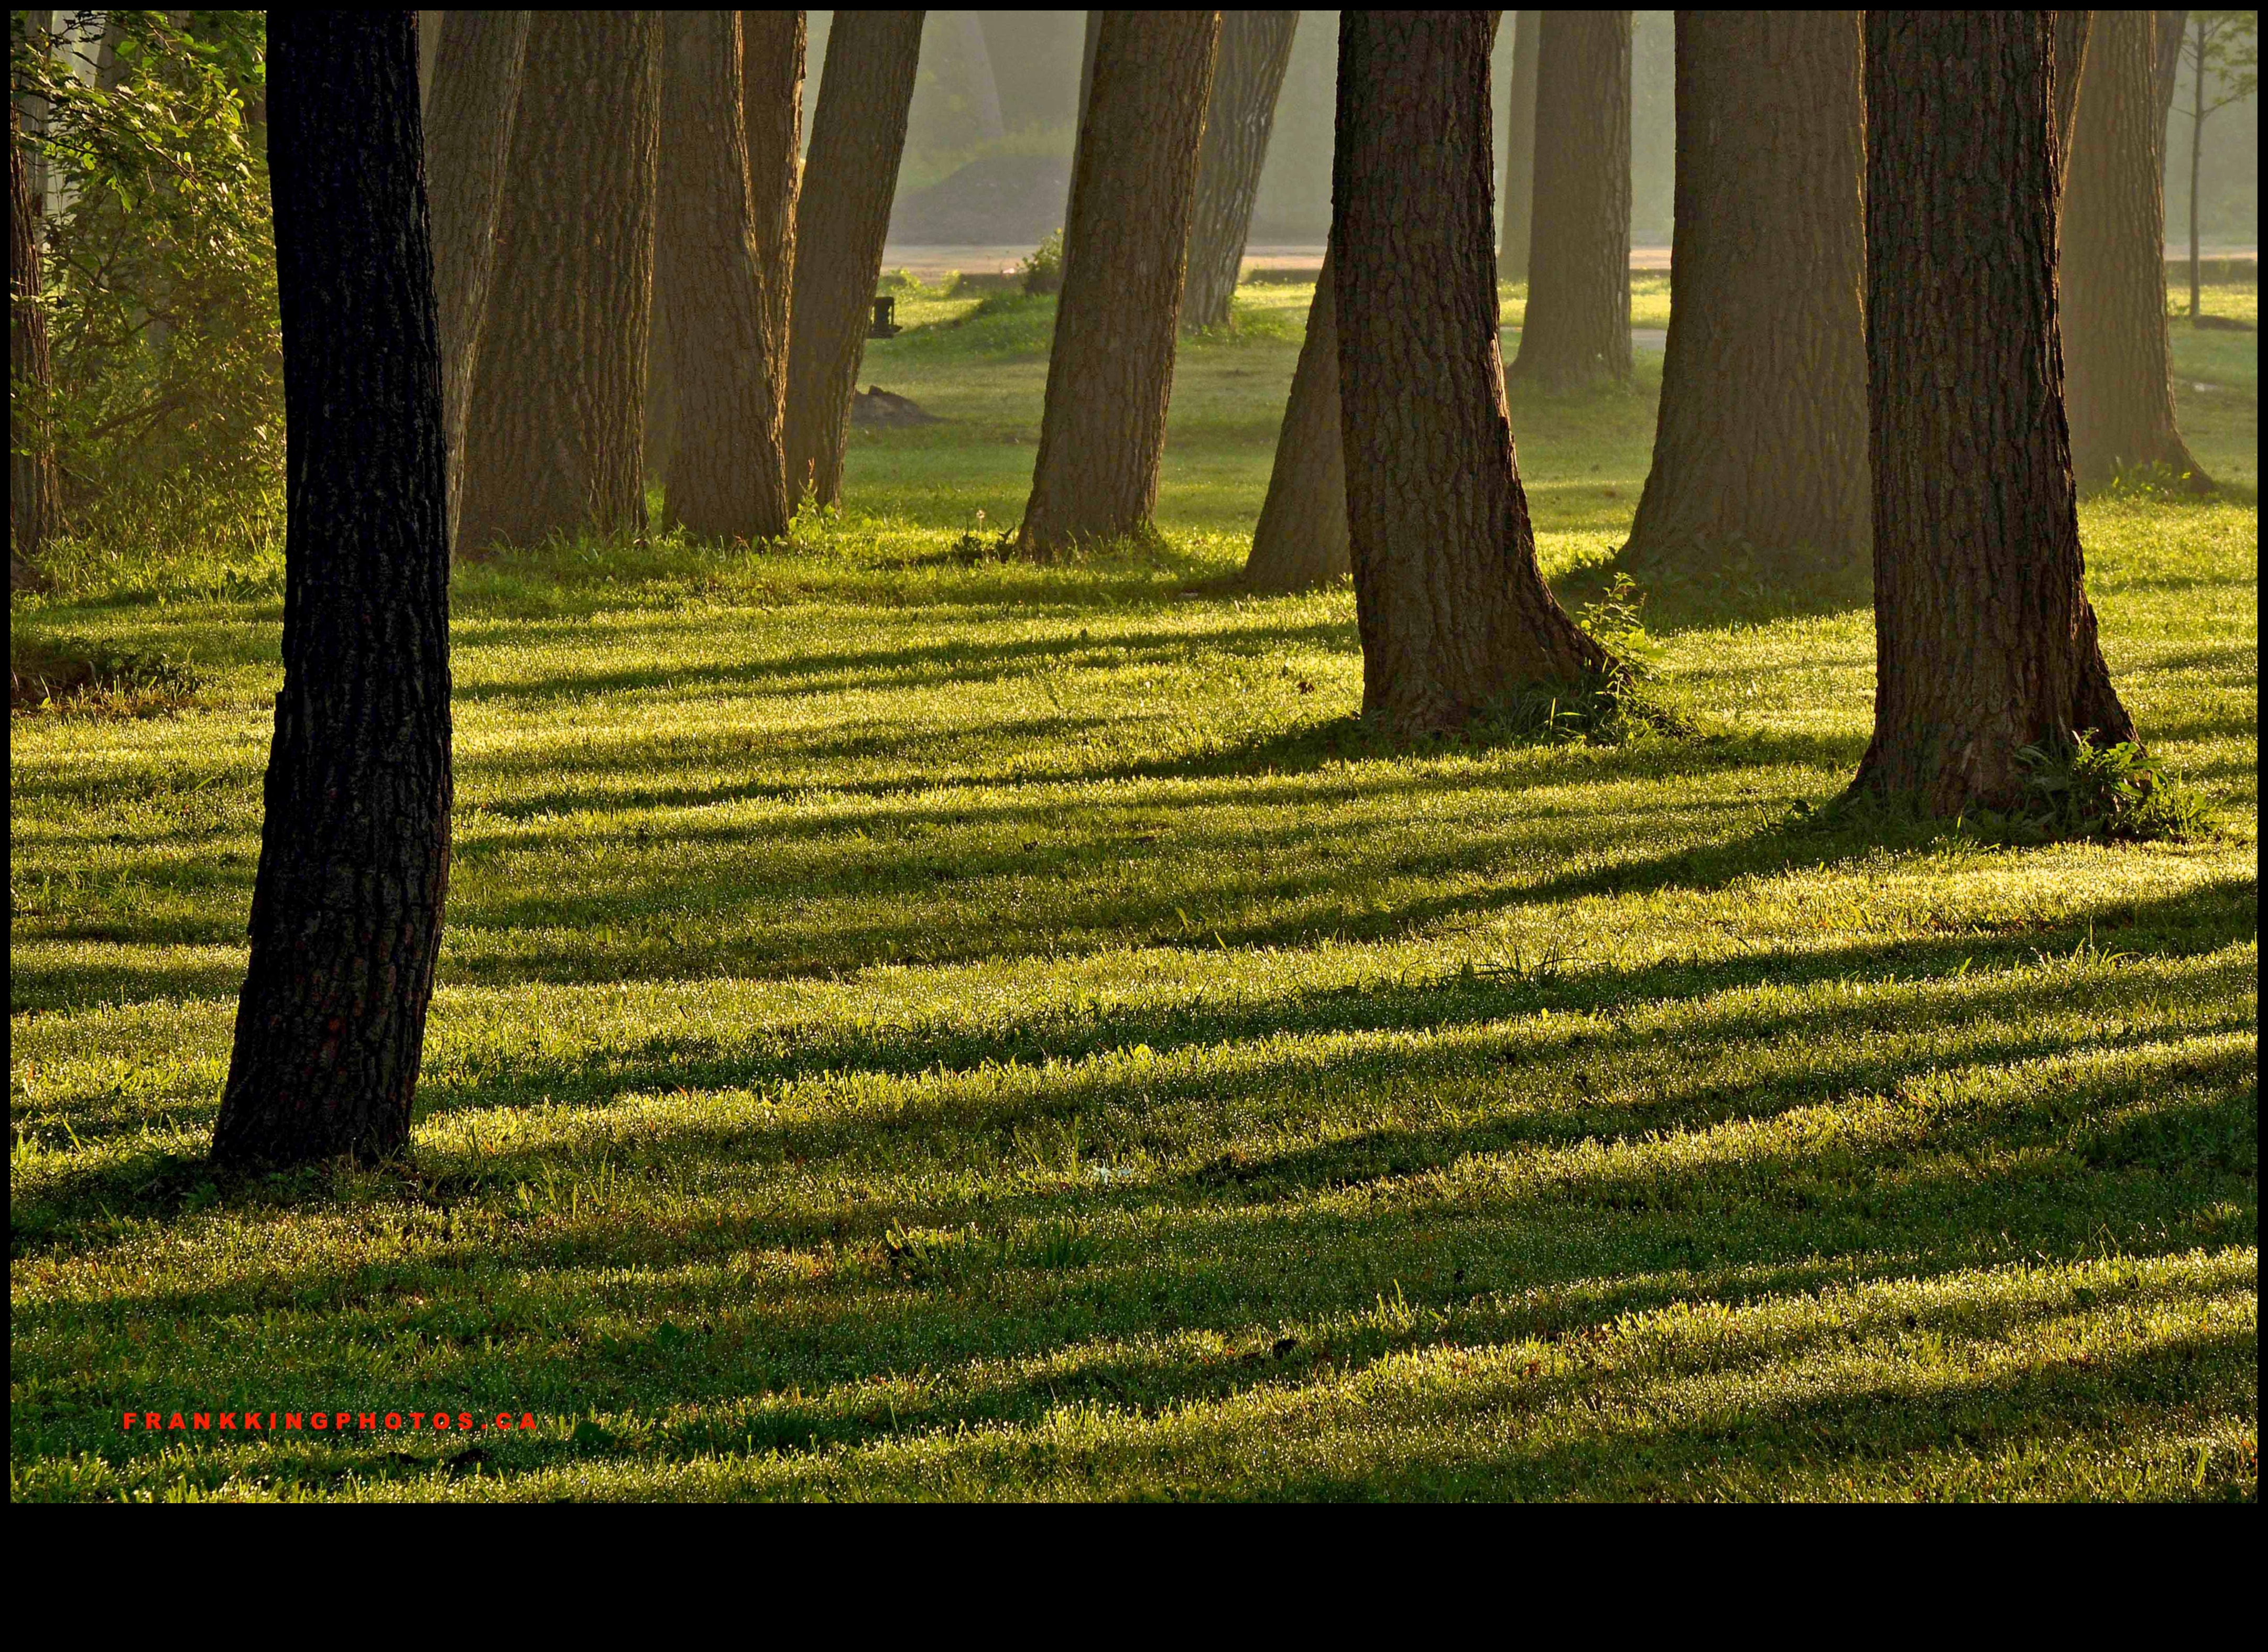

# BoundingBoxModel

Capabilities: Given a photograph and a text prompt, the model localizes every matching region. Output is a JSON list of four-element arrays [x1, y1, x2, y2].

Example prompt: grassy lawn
[[9, 279, 2257, 1502]]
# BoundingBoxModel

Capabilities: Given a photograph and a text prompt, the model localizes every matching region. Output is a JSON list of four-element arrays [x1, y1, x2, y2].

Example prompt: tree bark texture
[[1182, 9, 1299, 333], [422, 9, 529, 553], [2062, 8, 2205, 485], [1857, 9, 2136, 815], [2051, 10, 2093, 178], [656, 12, 782, 539], [783, 9, 925, 508], [457, 12, 661, 553], [1244, 242, 1349, 590], [1018, 10, 1219, 558], [1497, 9, 1540, 282], [741, 10, 804, 524], [2152, 10, 2187, 134], [11, 99, 63, 583], [1509, 9, 1631, 390], [1335, 12, 1609, 736], [211, 12, 453, 1171], [1621, 11, 1867, 580]]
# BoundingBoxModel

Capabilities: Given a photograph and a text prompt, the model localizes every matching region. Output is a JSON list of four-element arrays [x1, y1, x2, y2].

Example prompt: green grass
[[9, 279, 2258, 1502]]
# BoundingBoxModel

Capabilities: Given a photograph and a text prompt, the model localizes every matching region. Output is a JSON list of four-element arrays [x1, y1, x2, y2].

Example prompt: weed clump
[[1019, 227, 1065, 296], [10, 636, 202, 715], [2013, 732, 2215, 843]]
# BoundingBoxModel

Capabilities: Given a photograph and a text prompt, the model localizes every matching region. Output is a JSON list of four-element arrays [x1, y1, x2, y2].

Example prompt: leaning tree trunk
[[1620, 11, 1867, 582], [1855, 9, 2137, 817], [2062, 9, 2206, 487], [1244, 242, 1349, 590], [1336, 12, 1610, 737], [1509, 10, 1631, 391], [740, 10, 803, 523], [658, 11, 786, 540], [422, 9, 529, 553], [210, 12, 453, 1172], [2052, 11, 2093, 178], [11, 100, 63, 586], [1497, 9, 1540, 284], [1182, 10, 1299, 334], [457, 12, 660, 554], [783, 10, 925, 509], [1017, 11, 1219, 558]]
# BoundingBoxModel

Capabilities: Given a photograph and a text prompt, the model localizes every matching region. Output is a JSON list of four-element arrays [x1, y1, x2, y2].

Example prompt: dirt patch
[[852, 386, 943, 428]]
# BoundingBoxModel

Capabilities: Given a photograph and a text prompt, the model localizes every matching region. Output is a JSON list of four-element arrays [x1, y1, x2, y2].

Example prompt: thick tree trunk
[[1620, 11, 1867, 581], [743, 12, 804, 515], [417, 9, 442, 111], [2152, 10, 2187, 133], [1182, 10, 1299, 334], [1509, 10, 1631, 391], [656, 12, 784, 540], [1497, 9, 1540, 283], [1855, 10, 2136, 816], [11, 100, 63, 585], [1244, 242, 1349, 591], [784, 10, 925, 508], [211, 13, 453, 1172], [457, 12, 661, 553], [2062, 9, 2206, 486], [1017, 11, 1219, 558], [1336, 12, 1609, 737], [422, 10, 529, 554], [2052, 11, 2093, 177]]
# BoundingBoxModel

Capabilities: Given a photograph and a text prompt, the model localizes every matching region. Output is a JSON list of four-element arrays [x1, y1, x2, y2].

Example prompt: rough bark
[[457, 12, 661, 553], [422, 9, 529, 553], [1335, 12, 1609, 737], [1855, 9, 2136, 816], [1509, 10, 1631, 391], [12, 98, 62, 583], [1018, 11, 1219, 558], [1182, 10, 1299, 333], [1620, 11, 1867, 581], [741, 10, 804, 526], [210, 12, 453, 1172], [1497, 9, 1540, 282], [2061, 8, 2206, 485], [784, 10, 925, 507], [2052, 10, 2093, 177], [1244, 242, 1349, 590]]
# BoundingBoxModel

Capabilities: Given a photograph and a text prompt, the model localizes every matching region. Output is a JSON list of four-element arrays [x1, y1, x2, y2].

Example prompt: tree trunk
[[1182, 10, 1299, 334], [2062, 9, 2206, 486], [1335, 12, 1609, 737], [742, 11, 804, 526], [210, 12, 453, 1172], [11, 99, 63, 586], [417, 9, 443, 111], [422, 10, 529, 554], [1855, 9, 2136, 817], [1620, 11, 1867, 582], [1065, 7, 1102, 232], [784, 10, 925, 508], [2052, 11, 2093, 178], [457, 12, 661, 553], [655, 12, 785, 540], [1244, 242, 1349, 590], [1497, 9, 1540, 283], [1509, 10, 1631, 392], [1017, 11, 1219, 558], [2152, 10, 2187, 132]]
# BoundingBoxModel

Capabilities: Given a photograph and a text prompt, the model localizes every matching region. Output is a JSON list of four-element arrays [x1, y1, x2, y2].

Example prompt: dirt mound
[[887, 153, 1070, 246], [852, 386, 942, 428]]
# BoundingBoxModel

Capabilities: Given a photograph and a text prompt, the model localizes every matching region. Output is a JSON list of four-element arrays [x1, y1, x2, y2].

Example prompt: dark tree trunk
[[1244, 242, 1349, 591], [1620, 10, 1867, 581], [210, 12, 453, 1172], [1336, 12, 1609, 737], [1182, 10, 1299, 334], [1065, 7, 1102, 231], [1509, 10, 1630, 391], [2062, 9, 2205, 486], [783, 10, 925, 508], [2052, 10, 2093, 177], [422, 10, 529, 553], [1017, 10, 1219, 558], [11, 99, 62, 586], [657, 11, 784, 540], [741, 10, 804, 522], [1856, 9, 2136, 816], [1497, 9, 1540, 283], [456, 12, 661, 554]]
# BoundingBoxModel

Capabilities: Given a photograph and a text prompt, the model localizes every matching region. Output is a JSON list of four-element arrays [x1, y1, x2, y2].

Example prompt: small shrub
[[2016, 731, 2214, 843], [1020, 228, 1065, 297]]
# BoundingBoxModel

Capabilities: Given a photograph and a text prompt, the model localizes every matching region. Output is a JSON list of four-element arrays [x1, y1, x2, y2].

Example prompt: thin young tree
[[1182, 10, 1299, 334], [2175, 10, 2258, 317], [1619, 11, 1867, 583], [1508, 10, 1631, 392], [1497, 9, 1540, 284], [2063, 8, 2209, 485], [456, 12, 661, 554], [1336, 10, 1610, 736], [11, 99, 63, 586], [1017, 11, 1219, 558], [210, 12, 453, 1171], [1855, 9, 2136, 816], [783, 10, 925, 509], [421, 9, 529, 552]]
